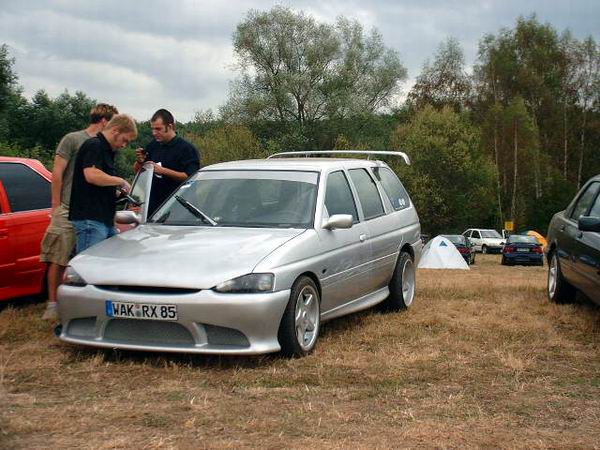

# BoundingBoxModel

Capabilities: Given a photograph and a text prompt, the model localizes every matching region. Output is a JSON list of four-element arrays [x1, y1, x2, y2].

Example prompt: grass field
[[1, 254, 599, 449]]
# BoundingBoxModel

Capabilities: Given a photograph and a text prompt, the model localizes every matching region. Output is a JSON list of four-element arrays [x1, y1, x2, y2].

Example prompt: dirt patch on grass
[[1, 255, 599, 449]]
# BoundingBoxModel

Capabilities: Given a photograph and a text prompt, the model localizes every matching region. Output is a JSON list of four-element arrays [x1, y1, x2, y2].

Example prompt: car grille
[[104, 319, 195, 347], [204, 324, 250, 348], [66, 317, 96, 338], [95, 285, 200, 295]]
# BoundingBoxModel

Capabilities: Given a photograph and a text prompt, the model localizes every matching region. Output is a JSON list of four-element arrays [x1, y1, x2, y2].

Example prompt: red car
[[0, 156, 52, 301]]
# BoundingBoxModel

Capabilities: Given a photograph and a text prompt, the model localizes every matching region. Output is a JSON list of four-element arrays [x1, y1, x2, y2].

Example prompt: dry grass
[[1, 254, 599, 449]]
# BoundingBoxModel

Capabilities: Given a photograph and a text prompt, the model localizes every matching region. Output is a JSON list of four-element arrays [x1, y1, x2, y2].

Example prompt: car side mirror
[[578, 216, 600, 232], [323, 214, 353, 230], [115, 210, 141, 225]]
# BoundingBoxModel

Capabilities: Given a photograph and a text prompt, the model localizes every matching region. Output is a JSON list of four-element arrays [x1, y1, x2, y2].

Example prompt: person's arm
[[50, 154, 68, 211], [83, 166, 128, 189], [152, 164, 189, 182], [154, 143, 200, 182], [133, 147, 147, 173]]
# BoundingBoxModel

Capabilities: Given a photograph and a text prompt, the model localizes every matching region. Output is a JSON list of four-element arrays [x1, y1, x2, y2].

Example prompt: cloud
[[1, 0, 598, 121]]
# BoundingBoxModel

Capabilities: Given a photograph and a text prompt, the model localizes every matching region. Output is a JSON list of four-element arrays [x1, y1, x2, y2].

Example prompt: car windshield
[[442, 235, 466, 245], [508, 235, 539, 244], [480, 230, 502, 238], [150, 170, 319, 228]]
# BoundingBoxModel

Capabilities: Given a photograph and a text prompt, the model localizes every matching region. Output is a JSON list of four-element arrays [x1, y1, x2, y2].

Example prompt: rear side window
[[325, 171, 358, 222], [349, 169, 384, 220], [0, 162, 51, 212], [570, 182, 600, 221], [373, 167, 410, 211]]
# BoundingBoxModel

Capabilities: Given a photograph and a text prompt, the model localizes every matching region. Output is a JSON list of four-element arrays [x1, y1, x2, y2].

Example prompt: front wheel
[[548, 251, 575, 303], [481, 245, 488, 254], [278, 276, 320, 357], [383, 251, 416, 311]]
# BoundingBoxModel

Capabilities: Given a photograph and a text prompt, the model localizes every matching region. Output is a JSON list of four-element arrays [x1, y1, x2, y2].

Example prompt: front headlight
[[214, 273, 274, 293], [63, 266, 87, 287]]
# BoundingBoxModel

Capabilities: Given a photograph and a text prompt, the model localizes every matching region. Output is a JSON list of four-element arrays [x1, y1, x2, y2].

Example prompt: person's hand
[[135, 148, 146, 164], [120, 179, 131, 193], [153, 162, 165, 176]]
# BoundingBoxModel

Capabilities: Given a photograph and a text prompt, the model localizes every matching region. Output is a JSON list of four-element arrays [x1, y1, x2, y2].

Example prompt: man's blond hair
[[90, 103, 118, 124], [106, 114, 138, 138]]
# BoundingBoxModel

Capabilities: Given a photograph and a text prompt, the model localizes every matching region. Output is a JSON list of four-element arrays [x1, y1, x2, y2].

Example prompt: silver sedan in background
[[58, 152, 421, 356]]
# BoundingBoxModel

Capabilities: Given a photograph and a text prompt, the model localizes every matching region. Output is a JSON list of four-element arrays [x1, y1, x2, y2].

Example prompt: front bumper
[[57, 285, 291, 355]]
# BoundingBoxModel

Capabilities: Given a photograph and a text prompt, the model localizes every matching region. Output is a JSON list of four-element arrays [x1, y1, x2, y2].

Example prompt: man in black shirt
[[134, 109, 200, 216], [70, 114, 138, 253]]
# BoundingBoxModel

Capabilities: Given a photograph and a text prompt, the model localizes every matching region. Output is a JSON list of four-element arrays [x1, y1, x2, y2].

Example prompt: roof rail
[[267, 150, 411, 165]]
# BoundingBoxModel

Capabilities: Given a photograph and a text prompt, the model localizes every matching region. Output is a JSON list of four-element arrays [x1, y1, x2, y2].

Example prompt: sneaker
[[42, 302, 58, 320]]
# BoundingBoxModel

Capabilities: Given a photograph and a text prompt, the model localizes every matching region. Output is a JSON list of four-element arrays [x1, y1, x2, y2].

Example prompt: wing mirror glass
[[578, 216, 600, 232], [323, 214, 353, 230], [115, 210, 141, 225]]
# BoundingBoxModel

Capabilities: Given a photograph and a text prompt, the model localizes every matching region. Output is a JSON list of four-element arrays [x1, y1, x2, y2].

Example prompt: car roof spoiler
[[267, 150, 411, 165]]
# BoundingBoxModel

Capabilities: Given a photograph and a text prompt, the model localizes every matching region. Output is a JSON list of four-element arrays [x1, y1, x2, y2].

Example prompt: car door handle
[[359, 234, 367, 242]]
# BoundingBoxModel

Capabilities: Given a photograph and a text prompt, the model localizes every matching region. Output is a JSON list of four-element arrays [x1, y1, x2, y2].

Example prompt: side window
[[0, 163, 51, 212], [588, 190, 600, 217], [570, 182, 600, 220], [463, 230, 471, 238], [473, 230, 481, 239], [373, 167, 410, 211], [348, 169, 385, 220], [325, 171, 358, 222]]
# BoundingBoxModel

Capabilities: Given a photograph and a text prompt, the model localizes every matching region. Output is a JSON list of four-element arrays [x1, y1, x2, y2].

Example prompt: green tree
[[189, 125, 264, 166], [0, 44, 21, 142], [407, 37, 471, 112], [391, 106, 496, 235], [223, 6, 407, 125]]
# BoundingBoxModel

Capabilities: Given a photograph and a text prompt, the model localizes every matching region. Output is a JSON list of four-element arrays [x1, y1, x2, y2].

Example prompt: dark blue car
[[501, 235, 544, 266], [546, 174, 600, 305]]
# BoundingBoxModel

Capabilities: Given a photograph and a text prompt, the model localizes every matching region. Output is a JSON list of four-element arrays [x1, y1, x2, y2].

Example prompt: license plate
[[105, 300, 177, 321], [516, 248, 530, 252]]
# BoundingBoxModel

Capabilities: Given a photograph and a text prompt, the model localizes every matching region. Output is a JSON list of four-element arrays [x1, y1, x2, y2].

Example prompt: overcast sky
[[1, 1, 599, 123]]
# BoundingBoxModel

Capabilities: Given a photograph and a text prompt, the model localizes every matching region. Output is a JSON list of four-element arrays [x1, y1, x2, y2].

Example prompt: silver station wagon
[[57, 151, 422, 356]]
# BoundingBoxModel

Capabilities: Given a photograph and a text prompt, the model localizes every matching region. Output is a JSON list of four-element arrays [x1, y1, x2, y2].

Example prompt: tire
[[481, 245, 488, 254], [383, 251, 416, 311], [278, 276, 320, 357], [548, 251, 575, 304], [501, 256, 507, 265], [471, 254, 476, 265]]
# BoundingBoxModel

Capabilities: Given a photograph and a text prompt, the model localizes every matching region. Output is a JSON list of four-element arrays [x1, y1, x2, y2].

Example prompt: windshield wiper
[[174, 195, 217, 226]]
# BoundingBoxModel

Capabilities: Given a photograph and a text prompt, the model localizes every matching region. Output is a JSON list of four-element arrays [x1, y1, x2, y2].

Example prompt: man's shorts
[[40, 204, 76, 266]]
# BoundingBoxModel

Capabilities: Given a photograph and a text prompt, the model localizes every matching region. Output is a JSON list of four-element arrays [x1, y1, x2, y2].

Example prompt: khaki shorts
[[40, 204, 76, 266]]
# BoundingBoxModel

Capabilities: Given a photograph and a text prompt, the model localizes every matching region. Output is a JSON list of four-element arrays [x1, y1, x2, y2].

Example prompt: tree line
[[1, 8, 599, 236]]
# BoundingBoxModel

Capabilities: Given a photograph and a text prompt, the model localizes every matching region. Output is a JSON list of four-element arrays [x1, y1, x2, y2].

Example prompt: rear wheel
[[278, 276, 320, 357], [383, 251, 415, 311], [548, 251, 575, 303]]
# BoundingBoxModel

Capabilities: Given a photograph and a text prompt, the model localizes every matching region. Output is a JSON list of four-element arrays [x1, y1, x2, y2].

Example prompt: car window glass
[[0, 163, 51, 212], [348, 169, 384, 220], [570, 182, 600, 220], [481, 230, 501, 238], [586, 185, 600, 217], [324, 171, 358, 222], [472, 231, 481, 239], [152, 170, 318, 228], [372, 167, 410, 210]]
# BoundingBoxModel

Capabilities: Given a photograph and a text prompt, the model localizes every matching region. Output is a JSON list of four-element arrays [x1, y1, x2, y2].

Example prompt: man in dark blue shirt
[[134, 109, 200, 216]]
